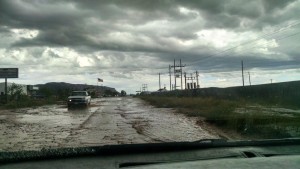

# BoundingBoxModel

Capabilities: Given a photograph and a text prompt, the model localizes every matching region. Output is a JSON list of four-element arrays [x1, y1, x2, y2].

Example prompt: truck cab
[[67, 91, 91, 108]]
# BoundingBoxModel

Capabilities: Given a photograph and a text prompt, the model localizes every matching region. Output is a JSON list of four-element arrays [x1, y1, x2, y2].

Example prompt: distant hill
[[36, 82, 117, 92], [35, 82, 118, 98]]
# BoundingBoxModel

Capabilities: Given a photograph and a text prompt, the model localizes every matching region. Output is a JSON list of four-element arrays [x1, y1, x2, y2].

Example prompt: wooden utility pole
[[248, 72, 251, 86], [158, 73, 161, 90], [196, 71, 199, 88], [241, 60, 244, 87], [184, 72, 187, 89], [174, 59, 176, 90], [169, 65, 171, 91], [180, 59, 183, 90], [5, 78, 7, 103], [191, 73, 194, 87]]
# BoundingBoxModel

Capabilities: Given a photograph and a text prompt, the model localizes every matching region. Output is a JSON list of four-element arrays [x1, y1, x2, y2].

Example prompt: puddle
[[0, 97, 218, 152]]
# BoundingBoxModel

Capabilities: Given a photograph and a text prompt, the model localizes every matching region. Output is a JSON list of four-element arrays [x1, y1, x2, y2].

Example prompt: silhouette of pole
[[241, 60, 244, 87], [169, 65, 171, 91], [174, 59, 176, 90], [159, 73, 161, 90], [248, 72, 251, 86]]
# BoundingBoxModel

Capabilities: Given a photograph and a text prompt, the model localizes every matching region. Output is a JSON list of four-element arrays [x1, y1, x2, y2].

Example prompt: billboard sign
[[0, 68, 18, 78]]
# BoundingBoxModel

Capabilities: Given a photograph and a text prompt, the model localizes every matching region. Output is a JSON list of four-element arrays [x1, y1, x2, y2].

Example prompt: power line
[[190, 29, 300, 71], [186, 20, 300, 67]]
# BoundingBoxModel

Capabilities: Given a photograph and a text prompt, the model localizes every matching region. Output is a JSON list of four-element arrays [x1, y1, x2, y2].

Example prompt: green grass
[[139, 96, 300, 139], [0, 97, 58, 109]]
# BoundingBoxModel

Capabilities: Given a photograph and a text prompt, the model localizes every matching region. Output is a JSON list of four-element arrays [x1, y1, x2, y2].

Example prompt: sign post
[[5, 78, 7, 103], [0, 68, 19, 103]]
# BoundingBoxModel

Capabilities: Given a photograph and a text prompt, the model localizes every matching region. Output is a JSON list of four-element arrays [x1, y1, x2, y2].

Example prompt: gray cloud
[[0, 0, 300, 92]]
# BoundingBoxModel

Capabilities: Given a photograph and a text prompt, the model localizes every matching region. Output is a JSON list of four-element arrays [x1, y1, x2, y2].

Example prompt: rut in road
[[60, 97, 218, 148]]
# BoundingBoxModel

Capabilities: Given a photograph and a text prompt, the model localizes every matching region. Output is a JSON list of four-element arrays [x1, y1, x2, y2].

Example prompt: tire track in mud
[[117, 97, 218, 142], [117, 99, 171, 142], [58, 106, 103, 147], [118, 111, 172, 143], [58, 99, 155, 147], [117, 106, 158, 142]]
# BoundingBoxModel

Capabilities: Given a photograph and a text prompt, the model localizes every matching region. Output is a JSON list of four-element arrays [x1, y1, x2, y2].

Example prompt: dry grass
[[139, 96, 300, 139]]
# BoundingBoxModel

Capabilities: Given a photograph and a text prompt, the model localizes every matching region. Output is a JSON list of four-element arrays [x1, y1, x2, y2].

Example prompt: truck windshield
[[1, 0, 300, 155], [71, 92, 86, 96]]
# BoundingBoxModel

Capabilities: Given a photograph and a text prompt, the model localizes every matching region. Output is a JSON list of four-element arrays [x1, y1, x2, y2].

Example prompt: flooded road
[[0, 97, 218, 152]]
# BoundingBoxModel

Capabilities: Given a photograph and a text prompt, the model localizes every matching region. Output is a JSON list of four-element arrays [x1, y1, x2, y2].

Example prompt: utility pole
[[169, 65, 172, 91], [184, 72, 187, 89], [196, 71, 199, 88], [241, 60, 244, 87], [142, 84, 148, 92], [5, 78, 7, 103], [171, 59, 185, 90], [270, 79, 273, 84], [174, 59, 176, 90], [191, 73, 195, 88], [248, 72, 251, 86], [158, 73, 161, 90], [180, 59, 183, 90]]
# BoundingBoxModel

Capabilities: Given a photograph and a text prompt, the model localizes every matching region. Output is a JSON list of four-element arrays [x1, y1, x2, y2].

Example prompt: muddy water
[[0, 97, 218, 152]]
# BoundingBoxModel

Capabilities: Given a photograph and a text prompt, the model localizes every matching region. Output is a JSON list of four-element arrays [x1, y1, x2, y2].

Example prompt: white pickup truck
[[67, 91, 91, 108]]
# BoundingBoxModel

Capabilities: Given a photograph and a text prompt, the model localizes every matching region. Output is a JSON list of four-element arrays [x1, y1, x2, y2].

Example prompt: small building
[[27, 85, 39, 96], [0, 82, 39, 96]]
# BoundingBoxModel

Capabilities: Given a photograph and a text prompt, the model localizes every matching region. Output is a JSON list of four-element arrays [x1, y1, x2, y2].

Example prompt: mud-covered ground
[[0, 97, 218, 152]]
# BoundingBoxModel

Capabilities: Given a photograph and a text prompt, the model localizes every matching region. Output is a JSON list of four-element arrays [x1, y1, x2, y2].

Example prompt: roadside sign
[[0, 68, 19, 103], [0, 68, 18, 78]]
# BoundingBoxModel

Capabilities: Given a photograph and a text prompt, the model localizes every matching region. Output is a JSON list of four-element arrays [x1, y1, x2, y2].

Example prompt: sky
[[0, 0, 300, 94]]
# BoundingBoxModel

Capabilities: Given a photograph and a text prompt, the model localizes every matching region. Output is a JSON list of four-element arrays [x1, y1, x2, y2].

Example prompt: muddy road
[[0, 97, 218, 151]]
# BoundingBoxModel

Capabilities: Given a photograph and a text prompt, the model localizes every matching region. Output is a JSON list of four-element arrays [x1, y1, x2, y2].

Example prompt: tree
[[8, 83, 25, 101], [103, 89, 119, 97], [39, 87, 53, 97], [121, 90, 127, 96], [56, 88, 72, 100]]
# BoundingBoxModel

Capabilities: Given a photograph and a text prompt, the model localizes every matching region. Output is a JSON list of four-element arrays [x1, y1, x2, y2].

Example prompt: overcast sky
[[1, 0, 300, 93]]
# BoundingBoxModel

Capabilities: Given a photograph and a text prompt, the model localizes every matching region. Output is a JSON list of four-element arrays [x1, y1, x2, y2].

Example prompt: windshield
[[71, 92, 87, 96], [0, 0, 300, 153]]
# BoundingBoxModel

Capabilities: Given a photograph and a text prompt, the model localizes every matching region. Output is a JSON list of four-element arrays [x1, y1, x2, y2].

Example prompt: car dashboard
[[1, 139, 300, 169]]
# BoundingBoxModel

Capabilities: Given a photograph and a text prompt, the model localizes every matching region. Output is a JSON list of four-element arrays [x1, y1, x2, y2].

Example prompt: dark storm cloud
[[192, 54, 300, 74], [1, 0, 300, 75], [261, 0, 295, 12], [0, 1, 83, 29], [176, 0, 298, 30], [1, 0, 297, 49], [0, 26, 10, 33]]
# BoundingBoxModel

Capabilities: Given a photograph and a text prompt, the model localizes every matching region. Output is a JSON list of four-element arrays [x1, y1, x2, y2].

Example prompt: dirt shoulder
[[195, 116, 244, 140]]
